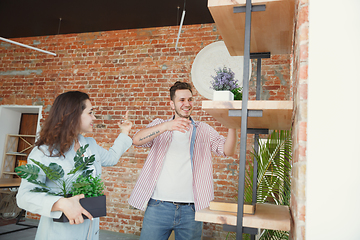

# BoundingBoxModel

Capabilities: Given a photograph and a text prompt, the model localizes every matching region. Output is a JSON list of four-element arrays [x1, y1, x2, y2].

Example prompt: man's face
[[170, 89, 193, 119]]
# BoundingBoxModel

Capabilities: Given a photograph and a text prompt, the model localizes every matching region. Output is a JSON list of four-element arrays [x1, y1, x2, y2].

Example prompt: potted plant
[[210, 66, 243, 101], [226, 130, 292, 240], [14, 144, 107, 222]]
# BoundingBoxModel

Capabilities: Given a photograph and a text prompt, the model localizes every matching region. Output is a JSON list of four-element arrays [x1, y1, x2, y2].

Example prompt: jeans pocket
[[148, 198, 163, 207], [190, 204, 196, 212]]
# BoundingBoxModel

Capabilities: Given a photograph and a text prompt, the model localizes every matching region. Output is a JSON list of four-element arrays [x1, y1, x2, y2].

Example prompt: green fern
[[70, 175, 104, 198], [228, 130, 292, 240]]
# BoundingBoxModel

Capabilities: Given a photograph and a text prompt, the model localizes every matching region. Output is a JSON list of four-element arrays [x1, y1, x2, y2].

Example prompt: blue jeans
[[139, 199, 202, 240]]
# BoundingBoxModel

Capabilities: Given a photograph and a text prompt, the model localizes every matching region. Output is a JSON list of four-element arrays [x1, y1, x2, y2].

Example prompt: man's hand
[[166, 117, 191, 133]]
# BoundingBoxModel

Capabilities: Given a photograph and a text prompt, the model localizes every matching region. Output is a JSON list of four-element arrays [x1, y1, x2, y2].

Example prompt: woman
[[16, 91, 132, 240]]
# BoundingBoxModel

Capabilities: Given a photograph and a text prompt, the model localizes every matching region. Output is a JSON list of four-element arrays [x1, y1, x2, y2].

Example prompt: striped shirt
[[128, 117, 226, 211]]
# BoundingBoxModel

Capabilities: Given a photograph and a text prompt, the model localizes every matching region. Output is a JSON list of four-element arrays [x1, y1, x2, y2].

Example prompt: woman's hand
[[52, 194, 93, 225], [118, 111, 132, 135]]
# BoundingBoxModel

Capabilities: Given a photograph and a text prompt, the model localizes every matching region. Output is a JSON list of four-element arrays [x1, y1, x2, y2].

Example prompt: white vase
[[213, 90, 234, 101]]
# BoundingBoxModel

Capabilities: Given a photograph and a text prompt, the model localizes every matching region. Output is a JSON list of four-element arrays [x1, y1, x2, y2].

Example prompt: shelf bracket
[[250, 52, 271, 59], [228, 109, 262, 117], [223, 224, 259, 235], [247, 128, 269, 135], [233, 5, 266, 13]]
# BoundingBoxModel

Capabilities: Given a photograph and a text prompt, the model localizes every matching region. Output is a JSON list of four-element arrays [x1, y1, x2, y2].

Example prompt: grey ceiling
[[0, 0, 214, 38]]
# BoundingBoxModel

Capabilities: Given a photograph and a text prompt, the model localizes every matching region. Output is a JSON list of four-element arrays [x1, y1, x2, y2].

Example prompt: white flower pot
[[213, 90, 234, 101]]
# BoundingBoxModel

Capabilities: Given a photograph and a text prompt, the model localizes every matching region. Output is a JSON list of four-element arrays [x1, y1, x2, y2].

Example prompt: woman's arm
[[51, 194, 93, 225], [117, 111, 132, 136], [16, 147, 71, 219]]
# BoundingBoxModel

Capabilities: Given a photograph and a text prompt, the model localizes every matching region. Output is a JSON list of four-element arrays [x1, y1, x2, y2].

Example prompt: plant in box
[[210, 66, 243, 101], [15, 144, 107, 222]]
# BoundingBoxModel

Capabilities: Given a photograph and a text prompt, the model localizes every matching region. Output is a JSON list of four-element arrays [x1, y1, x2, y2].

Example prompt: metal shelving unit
[[195, 0, 295, 239]]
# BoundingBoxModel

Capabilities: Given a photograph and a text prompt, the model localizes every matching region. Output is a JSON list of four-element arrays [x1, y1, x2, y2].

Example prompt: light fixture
[[0, 37, 56, 56], [175, 0, 186, 51]]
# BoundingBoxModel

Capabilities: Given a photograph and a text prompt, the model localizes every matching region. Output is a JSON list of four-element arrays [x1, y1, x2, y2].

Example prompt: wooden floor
[[0, 218, 140, 240], [0, 217, 18, 226]]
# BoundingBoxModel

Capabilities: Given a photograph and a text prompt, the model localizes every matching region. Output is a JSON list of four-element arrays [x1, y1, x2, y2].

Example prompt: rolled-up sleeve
[[89, 133, 132, 167]]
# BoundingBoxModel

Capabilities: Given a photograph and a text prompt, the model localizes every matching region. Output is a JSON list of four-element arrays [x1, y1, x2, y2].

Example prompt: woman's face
[[79, 99, 96, 133]]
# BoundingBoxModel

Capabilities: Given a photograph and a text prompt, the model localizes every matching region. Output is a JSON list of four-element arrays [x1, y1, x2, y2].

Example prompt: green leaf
[[231, 87, 243, 100], [69, 144, 96, 175], [81, 170, 94, 178], [70, 175, 105, 198], [247, 130, 292, 239], [27, 179, 48, 188], [72, 182, 90, 189], [30, 159, 64, 181], [30, 187, 50, 193], [15, 164, 40, 181]]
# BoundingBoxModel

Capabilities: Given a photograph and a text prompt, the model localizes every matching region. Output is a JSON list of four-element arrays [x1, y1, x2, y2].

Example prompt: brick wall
[[290, 0, 309, 239], [0, 23, 291, 238]]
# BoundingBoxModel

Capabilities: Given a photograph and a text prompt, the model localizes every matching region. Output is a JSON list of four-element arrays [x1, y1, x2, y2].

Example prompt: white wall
[[307, 0, 360, 239]]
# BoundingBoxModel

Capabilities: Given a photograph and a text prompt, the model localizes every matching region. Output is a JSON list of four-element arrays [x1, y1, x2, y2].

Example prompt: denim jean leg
[[139, 199, 175, 240], [173, 204, 202, 240]]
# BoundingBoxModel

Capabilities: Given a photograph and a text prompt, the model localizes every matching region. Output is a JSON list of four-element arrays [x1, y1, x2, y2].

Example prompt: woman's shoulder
[[27, 145, 52, 162], [79, 135, 96, 144]]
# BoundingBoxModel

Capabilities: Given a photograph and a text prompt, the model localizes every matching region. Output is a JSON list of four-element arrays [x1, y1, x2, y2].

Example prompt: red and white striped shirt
[[128, 117, 226, 211]]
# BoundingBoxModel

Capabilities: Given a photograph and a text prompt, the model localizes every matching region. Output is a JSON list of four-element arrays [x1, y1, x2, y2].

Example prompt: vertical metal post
[[255, 59, 261, 101], [252, 58, 262, 203], [250, 58, 261, 240], [236, 0, 252, 239]]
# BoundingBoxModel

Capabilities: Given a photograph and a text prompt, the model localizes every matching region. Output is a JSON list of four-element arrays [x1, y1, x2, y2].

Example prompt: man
[[129, 81, 237, 240]]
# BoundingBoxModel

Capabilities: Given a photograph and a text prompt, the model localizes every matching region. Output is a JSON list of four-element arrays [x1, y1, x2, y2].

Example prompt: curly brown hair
[[169, 81, 192, 101], [35, 91, 90, 157]]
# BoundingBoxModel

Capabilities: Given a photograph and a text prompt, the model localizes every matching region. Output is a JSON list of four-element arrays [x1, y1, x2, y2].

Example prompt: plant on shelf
[[210, 66, 243, 100], [226, 130, 292, 240], [15, 144, 106, 222]]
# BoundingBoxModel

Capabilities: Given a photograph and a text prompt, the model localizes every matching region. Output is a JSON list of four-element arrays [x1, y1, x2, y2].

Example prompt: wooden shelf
[[1, 134, 35, 178], [0, 178, 21, 188], [6, 152, 27, 156], [208, 0, 295, 56], [202, 100, 293, 130], [8, 134, 36, 138], [2, 172, 17, 175], [210, 200, 255, 215], [195, 203, 291, 231]]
